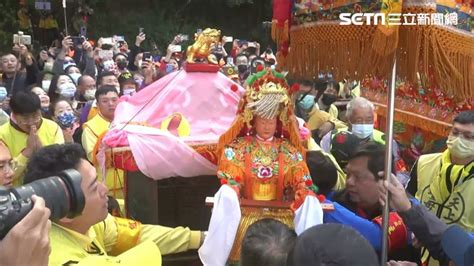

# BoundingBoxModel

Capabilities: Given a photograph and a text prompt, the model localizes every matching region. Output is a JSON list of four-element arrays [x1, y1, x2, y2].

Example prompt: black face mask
[[237, 65, 248, 73], [117, 60, 128, 70], [322, 93, 337, 106]]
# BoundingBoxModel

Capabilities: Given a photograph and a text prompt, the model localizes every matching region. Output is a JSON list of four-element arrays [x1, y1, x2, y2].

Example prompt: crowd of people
[[0, 24, 473, 266]]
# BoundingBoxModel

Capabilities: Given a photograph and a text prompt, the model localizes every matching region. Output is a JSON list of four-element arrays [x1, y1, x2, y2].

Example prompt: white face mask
[[58, 83, 77, 98], [42, 80, 51, 92], [123, 88, 135, 96], [447, 136, 474, 159], [351, 123, 374, 139], [84, 89, 96, 101], [69, 73, 81, 85]]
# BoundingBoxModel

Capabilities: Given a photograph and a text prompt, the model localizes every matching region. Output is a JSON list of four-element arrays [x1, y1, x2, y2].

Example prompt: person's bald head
[[77, 75, 96, 95]]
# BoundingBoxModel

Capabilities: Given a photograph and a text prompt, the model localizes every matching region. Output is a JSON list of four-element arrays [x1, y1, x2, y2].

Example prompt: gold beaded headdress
[[218, 69, 303, 156]]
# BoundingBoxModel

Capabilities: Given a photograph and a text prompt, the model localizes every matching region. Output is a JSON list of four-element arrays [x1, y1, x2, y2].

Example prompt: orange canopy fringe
[[287, 22, 474, 102]]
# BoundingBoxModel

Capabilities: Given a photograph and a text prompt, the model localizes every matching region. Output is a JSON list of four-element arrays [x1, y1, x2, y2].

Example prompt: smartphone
[[222, 36, 233, 43], [101, 37, 114, 45], [139, 27, 144, 34], [169, 45, 182, 53], [196, 28, 202, 34], [142, 52, 152, 61], [247, 42, 257, 48], [70, 36, 84, 47], [13, 32, 32, 45], [179, 34, 189, 41], [80, 26, 87, 38], [115, 35, 125, 42], [237, 40, 248, 47]]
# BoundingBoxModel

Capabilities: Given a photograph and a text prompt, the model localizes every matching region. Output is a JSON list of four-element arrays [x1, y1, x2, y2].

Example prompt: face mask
[[117, 60, 128, 70], [298, 95, 315, 110], [103, 60, 115, 72], [322, 93, 337, 106], [447, 136, 474, 159], [84, 89, 96, 101], [58, 83, 77, 98], [41, 107, 49, 114], [56, 111, 76, 129], [165, 64, 175, 74], [69, 73, 81, 85], [351, 123, 374, 139], [0, 87, 7, 102], [123, 88, 135, 96], [42, 80, 51, 92], [237, 65, 248, 74]]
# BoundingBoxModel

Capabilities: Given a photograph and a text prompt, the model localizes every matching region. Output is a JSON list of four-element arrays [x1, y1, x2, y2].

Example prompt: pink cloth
[[103, 70, 244, 180]]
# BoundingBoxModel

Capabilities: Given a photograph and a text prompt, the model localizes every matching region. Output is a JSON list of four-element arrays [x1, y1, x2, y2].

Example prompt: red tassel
[[256, 65, 264, 72]]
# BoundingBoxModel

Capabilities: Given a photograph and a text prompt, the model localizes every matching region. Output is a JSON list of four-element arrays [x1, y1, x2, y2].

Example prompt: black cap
[[330, 131, 362, 168]]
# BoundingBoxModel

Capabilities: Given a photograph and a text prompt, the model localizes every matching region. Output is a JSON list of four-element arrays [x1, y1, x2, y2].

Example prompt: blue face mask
[[298, 95, 315, 110], [56, 112, 76, 129], [351, 123, 374, 139], [0, 87, 7, 102]]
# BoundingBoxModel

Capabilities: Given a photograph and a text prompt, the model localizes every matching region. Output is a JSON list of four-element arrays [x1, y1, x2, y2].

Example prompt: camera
[[70, 36, 85, 47], [13, 31, 32, 45], [0, 169, 85, 239]]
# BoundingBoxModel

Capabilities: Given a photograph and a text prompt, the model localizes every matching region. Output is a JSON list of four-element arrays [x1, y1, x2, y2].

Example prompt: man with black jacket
[[1, 44, 39, 96]]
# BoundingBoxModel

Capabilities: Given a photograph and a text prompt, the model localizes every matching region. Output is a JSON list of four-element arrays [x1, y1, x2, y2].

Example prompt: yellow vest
[[0, 119, 64, 186], [416, 153, 474, 232], [82, 114, 124, 199], [49, 215, 161, 266], [416, 153, 474, 264]]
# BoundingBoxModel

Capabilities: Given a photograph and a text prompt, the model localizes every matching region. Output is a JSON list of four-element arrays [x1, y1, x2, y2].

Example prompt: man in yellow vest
[[407, 110, 474, 264], [0, 91, 64, 186], [82, 85, 124, 199], [320, 97, 409, 186], [24, 144, 204, 265]]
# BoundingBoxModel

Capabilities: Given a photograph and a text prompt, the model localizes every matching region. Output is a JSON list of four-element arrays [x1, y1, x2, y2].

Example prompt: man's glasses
[[0, 160, 17, 174]]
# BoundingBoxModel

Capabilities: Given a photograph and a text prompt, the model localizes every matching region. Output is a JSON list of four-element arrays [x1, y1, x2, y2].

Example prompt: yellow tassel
[[271, 20, 278, 43]]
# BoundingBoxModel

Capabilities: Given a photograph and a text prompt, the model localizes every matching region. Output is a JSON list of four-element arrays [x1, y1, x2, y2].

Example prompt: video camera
[[0, 169, 85, 239]]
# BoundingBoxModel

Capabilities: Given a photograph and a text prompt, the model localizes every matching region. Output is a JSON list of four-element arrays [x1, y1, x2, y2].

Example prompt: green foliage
[[0, 1, 19, 54], [86, 0, 272, 53]]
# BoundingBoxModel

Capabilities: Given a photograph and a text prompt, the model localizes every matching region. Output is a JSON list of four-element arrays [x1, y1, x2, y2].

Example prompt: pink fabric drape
[[102, 70, 244, 180]]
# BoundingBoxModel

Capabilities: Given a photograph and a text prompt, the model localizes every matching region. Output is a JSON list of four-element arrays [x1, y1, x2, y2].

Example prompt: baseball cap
[[441, 225, 474, 266]]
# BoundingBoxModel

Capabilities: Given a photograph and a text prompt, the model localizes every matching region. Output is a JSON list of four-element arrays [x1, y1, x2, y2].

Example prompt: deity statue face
[[254, 115, 277, 140]]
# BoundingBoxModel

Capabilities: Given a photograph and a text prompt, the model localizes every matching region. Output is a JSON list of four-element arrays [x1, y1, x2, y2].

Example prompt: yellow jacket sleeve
[[328, 104, 339, 120], [139, 224, 201, 255], [101, 215, 201, 257], [82, 124, 97, 162]]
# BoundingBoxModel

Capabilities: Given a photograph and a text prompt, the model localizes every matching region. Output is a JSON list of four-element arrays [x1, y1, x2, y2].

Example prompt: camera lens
[[0, 169, 85, 239]]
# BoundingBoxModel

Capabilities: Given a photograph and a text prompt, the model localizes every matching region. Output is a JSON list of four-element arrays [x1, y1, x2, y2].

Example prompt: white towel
[[198, 185, 241, 266]]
